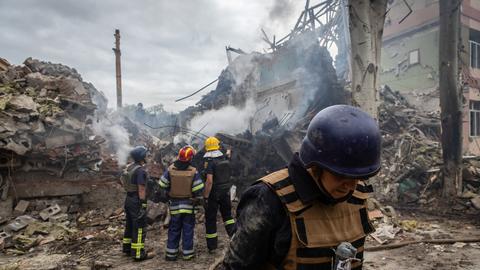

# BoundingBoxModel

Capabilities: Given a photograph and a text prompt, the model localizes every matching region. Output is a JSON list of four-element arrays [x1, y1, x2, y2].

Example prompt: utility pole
[[439, 0, 462, 199], [113, 29, 122, 109], [348, 0, 387, 119]]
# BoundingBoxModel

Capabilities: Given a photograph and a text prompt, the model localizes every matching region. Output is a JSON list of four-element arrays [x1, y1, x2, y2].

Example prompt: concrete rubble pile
[[377, 85, 480, 211], [0, 58, 108, 178], [0, 196, 129, 258]]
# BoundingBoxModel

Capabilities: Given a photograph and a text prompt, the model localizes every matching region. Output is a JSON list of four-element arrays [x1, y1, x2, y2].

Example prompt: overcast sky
[[0, 0, 306, 112]]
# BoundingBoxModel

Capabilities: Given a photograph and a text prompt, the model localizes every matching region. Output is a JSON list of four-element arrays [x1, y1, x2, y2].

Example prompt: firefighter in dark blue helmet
[[121, 146, 153, 261], [217, 105, 381, 270]]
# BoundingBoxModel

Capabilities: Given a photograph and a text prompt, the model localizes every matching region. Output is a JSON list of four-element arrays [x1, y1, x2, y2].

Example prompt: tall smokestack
[[113, 29, 122, 109]]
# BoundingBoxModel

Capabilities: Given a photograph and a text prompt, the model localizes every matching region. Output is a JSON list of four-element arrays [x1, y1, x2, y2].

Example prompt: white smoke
[[92, 115, 133, 166], [188, 99, 257, 136]]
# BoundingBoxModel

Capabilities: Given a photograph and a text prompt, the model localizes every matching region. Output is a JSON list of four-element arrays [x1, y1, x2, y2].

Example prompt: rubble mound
[[377, 85, 480, 212], [0, 58, 107, 176]]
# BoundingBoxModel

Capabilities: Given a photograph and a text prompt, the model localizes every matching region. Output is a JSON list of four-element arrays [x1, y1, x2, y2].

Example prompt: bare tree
[[439, 0, 463, 199], [348, 0, 387, 119]]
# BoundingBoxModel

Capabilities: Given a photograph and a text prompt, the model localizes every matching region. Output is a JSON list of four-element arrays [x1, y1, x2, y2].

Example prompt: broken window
[[409, 49, 419, 65], [470, 28, 480, 69], [471, 41, 480, 69], [470, 100, 480, 136]]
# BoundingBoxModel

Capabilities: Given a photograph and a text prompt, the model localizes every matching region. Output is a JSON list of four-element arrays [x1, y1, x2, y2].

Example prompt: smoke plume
[[188, 99, 257, 136], [92, 115, 132, 166]]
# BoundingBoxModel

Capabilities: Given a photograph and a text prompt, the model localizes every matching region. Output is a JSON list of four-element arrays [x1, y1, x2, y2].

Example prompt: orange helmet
[[178, 145, 196, 162]]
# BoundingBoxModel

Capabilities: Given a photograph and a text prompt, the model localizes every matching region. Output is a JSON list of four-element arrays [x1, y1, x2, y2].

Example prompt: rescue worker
[[219, 105, 381, 270], [159, 145, 204, 261], [121, 146, 152, 261], [203, 136, 235, 253]]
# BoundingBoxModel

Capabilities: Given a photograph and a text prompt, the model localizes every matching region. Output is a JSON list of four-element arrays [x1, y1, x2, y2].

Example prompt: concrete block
[[471, 196, 480, 209], [39, 204, 61, 221], [14, 200, 30, 216], [0, 231, 12, 250], [49, 213, 68, 223], [6, 215, 36, 232]]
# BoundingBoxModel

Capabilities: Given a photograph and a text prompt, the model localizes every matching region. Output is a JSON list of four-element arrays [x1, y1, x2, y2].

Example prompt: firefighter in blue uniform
[[159, 145, 204, 261], [121, 146, 152, 261], [202, 136, 235, 253], [217, 105, 381, 270]]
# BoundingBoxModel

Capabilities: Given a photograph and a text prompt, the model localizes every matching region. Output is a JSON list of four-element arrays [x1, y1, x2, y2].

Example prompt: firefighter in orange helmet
[[159, 145, 204, 261]]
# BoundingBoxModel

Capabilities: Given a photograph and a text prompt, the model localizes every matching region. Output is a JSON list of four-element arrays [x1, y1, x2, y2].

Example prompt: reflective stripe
[[169, 204, 194, 210], [122, 238, 131, 244], [136, 228, 143, 259], [171, 209, 193, 215], [183, 254, 194, 260], [206, 233, 217, 238], [192, 179, 203, 186], [159, 176, 169, 187], [225, 219, 235, 225], [166, 247, 178, 254], [131, 243, 145, 248], [192, 182, 204, 192], [159, 179, 169, 188], [183, 249, 194, 255]]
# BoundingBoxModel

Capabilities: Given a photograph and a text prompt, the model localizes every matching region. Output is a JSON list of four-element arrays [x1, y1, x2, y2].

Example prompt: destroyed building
[[171, 24, 349, 193], [380, 0, 480, 155], [0, 58, 110, 201]]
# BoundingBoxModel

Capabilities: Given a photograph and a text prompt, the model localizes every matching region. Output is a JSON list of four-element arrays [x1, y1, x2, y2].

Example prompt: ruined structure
[[380, 0, 480, 155]]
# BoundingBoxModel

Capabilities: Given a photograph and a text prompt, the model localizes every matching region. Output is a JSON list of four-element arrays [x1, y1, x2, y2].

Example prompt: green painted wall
[[380, 26, 439, 95]]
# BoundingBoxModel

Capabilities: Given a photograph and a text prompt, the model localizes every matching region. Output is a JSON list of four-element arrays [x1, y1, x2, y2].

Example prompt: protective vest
[[168, 164, 196, 199], [260, 169, 374, 270], [122, 163, 141, 193], [205, 158, 231, 192]]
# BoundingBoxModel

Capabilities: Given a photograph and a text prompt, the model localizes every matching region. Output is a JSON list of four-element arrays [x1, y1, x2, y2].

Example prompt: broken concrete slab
[[45, 134, 76, 149], [49, 213, 69, 223], [39, 204, 61, 221], [471, 196, 480, 210], [0, 231, 12, 250], [6, 215, 36, 232], [13, 200, 30, 216], [7, 94, 37, 113]]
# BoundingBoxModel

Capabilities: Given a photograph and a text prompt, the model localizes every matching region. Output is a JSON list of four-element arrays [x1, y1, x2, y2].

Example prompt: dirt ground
[[364, 213, 480, 270], [1, 205, 479, 270]]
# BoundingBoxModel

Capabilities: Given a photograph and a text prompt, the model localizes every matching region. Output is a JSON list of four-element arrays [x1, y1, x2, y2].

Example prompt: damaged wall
[[381, 0, 480, 156], [183, 29, 346, 137], [381, 27, 439, 112]]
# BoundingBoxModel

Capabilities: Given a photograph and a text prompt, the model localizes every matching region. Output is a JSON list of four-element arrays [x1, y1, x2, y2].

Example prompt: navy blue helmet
[[130, 146, 148, 163], [299, 105, 381, 179]]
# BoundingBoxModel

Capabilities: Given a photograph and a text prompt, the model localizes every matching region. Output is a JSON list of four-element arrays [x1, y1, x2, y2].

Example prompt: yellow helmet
[[205, 136, 220, 151]]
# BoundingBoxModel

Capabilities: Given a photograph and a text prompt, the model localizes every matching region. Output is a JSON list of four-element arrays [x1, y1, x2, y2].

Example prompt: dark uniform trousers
[[205, 190, 235, 250], [123, 194, 147, 259]]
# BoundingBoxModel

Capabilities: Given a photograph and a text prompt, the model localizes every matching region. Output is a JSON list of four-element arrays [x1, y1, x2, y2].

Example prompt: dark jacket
[[223, 153, 339, 269]]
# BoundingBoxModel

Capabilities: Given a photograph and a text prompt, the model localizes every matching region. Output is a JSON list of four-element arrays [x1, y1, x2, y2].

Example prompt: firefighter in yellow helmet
[[202, 136, 235, 253]]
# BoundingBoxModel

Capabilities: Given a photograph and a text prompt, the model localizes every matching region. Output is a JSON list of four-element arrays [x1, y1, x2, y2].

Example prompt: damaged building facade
[[380, 0, 480, 155]]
